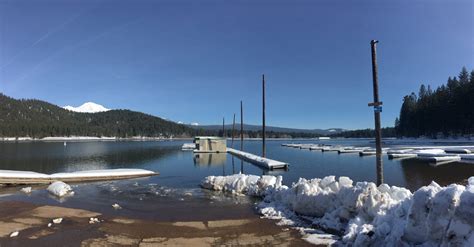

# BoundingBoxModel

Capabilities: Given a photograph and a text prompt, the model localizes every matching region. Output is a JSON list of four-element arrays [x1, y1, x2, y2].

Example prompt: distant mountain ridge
[[188, 124, 346, 135], [0, 94, 193, 138]]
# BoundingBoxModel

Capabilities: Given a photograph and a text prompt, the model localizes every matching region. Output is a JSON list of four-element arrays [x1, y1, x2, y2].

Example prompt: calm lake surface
[[1, 139, 473, 220]]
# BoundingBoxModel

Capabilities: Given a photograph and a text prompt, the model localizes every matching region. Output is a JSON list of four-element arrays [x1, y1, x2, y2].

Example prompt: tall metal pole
[[240, 101, 244, 151], [231, 113, 236, 148], [222, 117, 225, 138], [369, 40, 383, 186], [262, 74, 266, 157]]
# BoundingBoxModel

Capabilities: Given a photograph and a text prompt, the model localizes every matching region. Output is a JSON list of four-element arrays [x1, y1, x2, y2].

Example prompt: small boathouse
[[193, 136, 227, 153]]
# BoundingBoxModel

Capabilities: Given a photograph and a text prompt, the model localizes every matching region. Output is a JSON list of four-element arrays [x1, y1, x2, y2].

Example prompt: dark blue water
[[1, 139, 473, 190], [1, 139, 473, 220]]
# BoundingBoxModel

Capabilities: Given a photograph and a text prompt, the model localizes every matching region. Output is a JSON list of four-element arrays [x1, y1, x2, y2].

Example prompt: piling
[[231, 113, 236, 148], [262, 74, 266, 157], [240, 101, 244, 151], [369, 40, 384, 186]]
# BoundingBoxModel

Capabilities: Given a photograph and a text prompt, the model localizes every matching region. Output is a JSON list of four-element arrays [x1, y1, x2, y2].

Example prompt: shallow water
[[0, 139, 473, 219]]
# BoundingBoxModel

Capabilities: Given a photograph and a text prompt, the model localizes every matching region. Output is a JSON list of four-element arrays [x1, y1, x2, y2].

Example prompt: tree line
[[395, 67, 474, 137], [0, 94, 327, 139]]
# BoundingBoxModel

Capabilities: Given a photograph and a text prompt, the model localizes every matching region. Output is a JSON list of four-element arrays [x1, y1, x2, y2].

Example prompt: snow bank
[[47, 181, 74, 197], [201, 174, 474, 246]]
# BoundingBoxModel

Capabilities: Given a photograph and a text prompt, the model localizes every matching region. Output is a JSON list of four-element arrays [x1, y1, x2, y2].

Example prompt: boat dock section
[[281, 143, 474, 166], [0, 169, 158, 185], [227, 148, 288, 170]]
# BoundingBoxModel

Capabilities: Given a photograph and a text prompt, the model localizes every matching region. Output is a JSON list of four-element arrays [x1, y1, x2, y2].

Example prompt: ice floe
[[201, 174, 474, 246], [47, 181, 74, 198]]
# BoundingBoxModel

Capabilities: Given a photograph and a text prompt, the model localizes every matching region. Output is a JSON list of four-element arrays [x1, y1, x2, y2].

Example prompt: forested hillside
[[395, 67, 474, 137], [0, 94, 194, 138]]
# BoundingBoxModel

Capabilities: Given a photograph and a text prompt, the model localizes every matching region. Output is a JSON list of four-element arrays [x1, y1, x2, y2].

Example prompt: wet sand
[[0, 201, 313, 246]]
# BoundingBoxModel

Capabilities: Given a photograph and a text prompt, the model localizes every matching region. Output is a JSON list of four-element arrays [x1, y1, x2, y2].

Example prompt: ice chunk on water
[[47, 181, 73, 197]]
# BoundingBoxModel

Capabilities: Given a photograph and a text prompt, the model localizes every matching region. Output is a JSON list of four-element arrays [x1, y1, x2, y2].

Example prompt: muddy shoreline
[[0, 201, 313, 246]]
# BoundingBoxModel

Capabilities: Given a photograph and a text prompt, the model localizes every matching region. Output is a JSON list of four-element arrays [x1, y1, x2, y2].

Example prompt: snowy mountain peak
[[63, 102, 110, 113]]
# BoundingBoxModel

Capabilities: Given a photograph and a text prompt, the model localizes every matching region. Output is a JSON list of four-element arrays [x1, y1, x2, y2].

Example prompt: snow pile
[[47, 181, 74, 197], [201, 174, 284, 196], [201, 174, 474, 246], [63, 102, 110, 113]]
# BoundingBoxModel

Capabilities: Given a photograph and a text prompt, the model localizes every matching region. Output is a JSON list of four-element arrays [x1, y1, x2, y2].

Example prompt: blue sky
[[0, 0, 473, 129]]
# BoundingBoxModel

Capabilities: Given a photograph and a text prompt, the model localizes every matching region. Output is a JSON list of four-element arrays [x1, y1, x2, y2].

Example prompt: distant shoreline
[[0, 136, 193, 142], [1, 136, 473, 143]]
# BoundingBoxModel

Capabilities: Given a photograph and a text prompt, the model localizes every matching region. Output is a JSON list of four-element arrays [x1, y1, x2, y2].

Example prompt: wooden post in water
[[231, 113, 236, 148], [262, 74, 266, 157], [368, 40, 384, 186], [222, 117, 225, 138], [240, 101, 244, 151]]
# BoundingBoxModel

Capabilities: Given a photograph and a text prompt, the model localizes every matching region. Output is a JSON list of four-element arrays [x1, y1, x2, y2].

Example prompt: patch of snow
[[10, 231, 19, 237], [47, 181, 74, 198], [89, 218, 100, 224], [20, 187, 32, 194], [201, 174, 474, 246], [112, 203, 122, 209], [63, 102, 110, 113], [190, 122, 199, 126], [52, 218, 63, 224]]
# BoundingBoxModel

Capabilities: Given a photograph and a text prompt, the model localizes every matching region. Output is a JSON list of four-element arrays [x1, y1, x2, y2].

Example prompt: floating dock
[[181, 143, 196, 151], [281, 144, 474, 165], [0, 169, 158, 185], [227, 148, 288, 170]]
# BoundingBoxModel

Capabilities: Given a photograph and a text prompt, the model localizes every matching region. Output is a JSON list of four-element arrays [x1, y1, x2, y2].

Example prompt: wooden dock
[[0, 169, 158, 185], [281, 144, 474, 165], [227, 148, 288, 170]]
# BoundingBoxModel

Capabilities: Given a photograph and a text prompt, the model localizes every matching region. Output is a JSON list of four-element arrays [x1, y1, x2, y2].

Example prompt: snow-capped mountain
[[63, 102, 110, 113]]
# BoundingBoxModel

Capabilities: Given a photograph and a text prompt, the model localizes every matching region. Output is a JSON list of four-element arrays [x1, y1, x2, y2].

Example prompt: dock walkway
[[0, 169, 158, 185], [227, 148, 288, 170]]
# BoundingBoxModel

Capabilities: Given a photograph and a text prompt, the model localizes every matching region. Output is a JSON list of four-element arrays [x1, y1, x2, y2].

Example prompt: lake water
[[1, 139, 473, 220]]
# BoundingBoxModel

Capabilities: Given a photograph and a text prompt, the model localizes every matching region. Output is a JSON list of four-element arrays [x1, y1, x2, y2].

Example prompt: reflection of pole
[[262, 74, 266, 157], [369, 40, 383, 186], [231, 113, 236, 148], [232, 156, 235, 174], [240, 101, 244, 151], [240, 159, 244, 174]]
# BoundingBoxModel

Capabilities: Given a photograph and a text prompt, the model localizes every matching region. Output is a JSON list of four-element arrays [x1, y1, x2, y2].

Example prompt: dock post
[[240, 101, 244, 151], [369, 40, 384, 186], [231, 113, 236, 148], [262, 74, 266, 157], [222, 117, 225, 138]]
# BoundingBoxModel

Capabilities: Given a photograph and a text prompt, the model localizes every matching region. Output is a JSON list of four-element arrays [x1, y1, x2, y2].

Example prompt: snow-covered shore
[[201, 174, 474, 246]]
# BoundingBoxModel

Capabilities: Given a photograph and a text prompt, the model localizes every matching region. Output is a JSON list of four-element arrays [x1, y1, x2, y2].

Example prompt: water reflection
[[0, 142, 179, 173], [399, 159, 474, 191], [193, 153, 227, 167]]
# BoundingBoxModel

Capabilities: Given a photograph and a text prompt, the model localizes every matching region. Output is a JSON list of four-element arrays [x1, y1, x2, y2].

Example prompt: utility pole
[[222, 117, 225, 138], [368, 40, 384, 186], [240, 101, 244, 151], [262, 74, 266, 157], [231, 113, 236, 148]]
